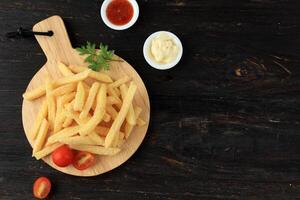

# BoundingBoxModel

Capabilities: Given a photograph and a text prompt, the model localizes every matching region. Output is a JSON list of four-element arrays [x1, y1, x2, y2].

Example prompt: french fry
[[54, 69, 91, 86], [79, 82, 100, 119], [106, 105, 118, 120], [32, 119, 49, 154], [50, 83, 76, 97], [57, 62, 74, 76], [73, 82, 86, 111], [46, 78, 56, 130], [125, 106, 142, 139], [23, 85, 46, 100], [94, 126, 109, 137], [88, 132, 105, 146], [47, 125, 80, 144], [69, 65, 113, 83], [111, 130, 126, 148], [69, 145, 120, 156], [62, 117, 73, 128], [109, 76, 130, 88], [53, 111, 66, 133], [62, 101, 75, 127], [137, 118, 146, 126], [107, 87, 122, 109], [56, 96, 63, 115], [105, 82, 137, 148], [114, 87, 121, 97], [24, 70, 90, 101], [82, 82, 90, 94], [59, 135, 96, 145], [120, 84, 136, 125], [60, 92, 76, 105], [30, 100, 48, 140], [34, 143, 63, 160], [80, 84, 107, 136]]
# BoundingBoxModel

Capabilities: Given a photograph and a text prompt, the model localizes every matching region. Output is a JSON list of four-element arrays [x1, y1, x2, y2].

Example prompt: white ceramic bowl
[[100, 0, 139, 30], [143, 31, 183, 70]]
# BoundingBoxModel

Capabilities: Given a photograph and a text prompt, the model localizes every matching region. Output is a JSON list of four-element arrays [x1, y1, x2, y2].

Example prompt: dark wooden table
[[1, 0, 300, 199]]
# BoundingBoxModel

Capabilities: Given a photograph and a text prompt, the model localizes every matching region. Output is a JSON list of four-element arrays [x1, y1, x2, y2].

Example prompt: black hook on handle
[[6, 27, 53, 38]]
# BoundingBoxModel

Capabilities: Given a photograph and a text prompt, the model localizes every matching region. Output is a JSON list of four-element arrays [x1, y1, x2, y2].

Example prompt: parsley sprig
[[76, 42, 115, 71]]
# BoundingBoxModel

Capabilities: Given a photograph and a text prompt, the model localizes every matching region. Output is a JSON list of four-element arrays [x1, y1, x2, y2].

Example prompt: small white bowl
[[100, 0, 139, 30], [143, 31, 183, 70]]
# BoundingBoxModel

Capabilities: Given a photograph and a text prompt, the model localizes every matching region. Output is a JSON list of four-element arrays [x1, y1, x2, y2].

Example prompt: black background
[[0, 0, 300, 199]]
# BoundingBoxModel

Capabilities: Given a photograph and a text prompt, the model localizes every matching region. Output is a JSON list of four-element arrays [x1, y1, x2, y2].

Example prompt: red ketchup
[[106, 0, 134, 26]]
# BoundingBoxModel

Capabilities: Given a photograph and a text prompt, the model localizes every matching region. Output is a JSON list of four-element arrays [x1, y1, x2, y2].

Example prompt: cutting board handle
[[33, 15, 74, 63]]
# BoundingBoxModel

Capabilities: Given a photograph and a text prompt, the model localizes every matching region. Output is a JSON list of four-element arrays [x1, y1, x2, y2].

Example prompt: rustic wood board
[[21, 15, 150, 176]]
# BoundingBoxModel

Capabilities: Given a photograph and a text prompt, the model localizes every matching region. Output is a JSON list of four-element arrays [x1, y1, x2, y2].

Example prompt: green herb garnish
[[76, 42, 115, 71]]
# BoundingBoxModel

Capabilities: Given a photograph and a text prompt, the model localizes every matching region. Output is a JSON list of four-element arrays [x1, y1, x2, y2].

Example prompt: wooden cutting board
[[22, 15, 150, 176]]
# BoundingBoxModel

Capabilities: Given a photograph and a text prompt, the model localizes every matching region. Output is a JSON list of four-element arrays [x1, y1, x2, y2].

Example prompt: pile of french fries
[[23, 62, 146, 160]]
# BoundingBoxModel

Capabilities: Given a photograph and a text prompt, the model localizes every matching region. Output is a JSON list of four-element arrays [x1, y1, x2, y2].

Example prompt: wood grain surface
[[22, 15, 150, 176], [0, 0, 300, 199]]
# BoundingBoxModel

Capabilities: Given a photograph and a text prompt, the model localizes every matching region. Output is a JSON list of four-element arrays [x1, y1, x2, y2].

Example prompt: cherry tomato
[[73, 151, 95, 170], [51, 145, 74, 167], [33, 177, 51, 199]]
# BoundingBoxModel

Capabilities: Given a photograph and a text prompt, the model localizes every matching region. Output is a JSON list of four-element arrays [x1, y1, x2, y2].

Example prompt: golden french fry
[[69, 65, 113, 83], [23, 85, 46, 100], [137, 118, 146, 126], [62, 117, 73, 128], [57, 61, 74, 76], [30, 100, 48, 140], [79, 82, 100, 119], [80, 84, 107, 136], [46, 78, 56, 130], [34, 143, 63, 160], [60, 92, 76, 105], [107, 87, 122, 109], [103, 113, 111, 122], [47, 125, 80, 144], [88, 132, 105, 146], [105, 82, 137, 148], [53, 111, 66, 133], [32, 119, 49, 154], [114, 87, 121, 97], [56, 96, 63, 115], [50, 83, 76, 96], [125, 106, 142, 139], [73, 82, 86, 111], [59, 135, 96, 145], [109, 76, 130, 88], [91, 98, 96, 110], [120, 84, 136, 125], [54, 69, 91, 86], [106, 105, 118, 120], [26, 70, 90, 101], [69, 144, 120, 155]]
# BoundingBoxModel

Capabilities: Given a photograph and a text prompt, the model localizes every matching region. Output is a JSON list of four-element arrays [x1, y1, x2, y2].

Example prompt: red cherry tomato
[[51, 145, 74, 167], [73, 151, 95, 170], [33, 177, 51, 199]]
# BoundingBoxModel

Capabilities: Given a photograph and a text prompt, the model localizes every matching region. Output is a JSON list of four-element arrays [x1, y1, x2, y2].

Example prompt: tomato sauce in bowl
[[101, 0, 139, 30], [106, 0, 134, 26]]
